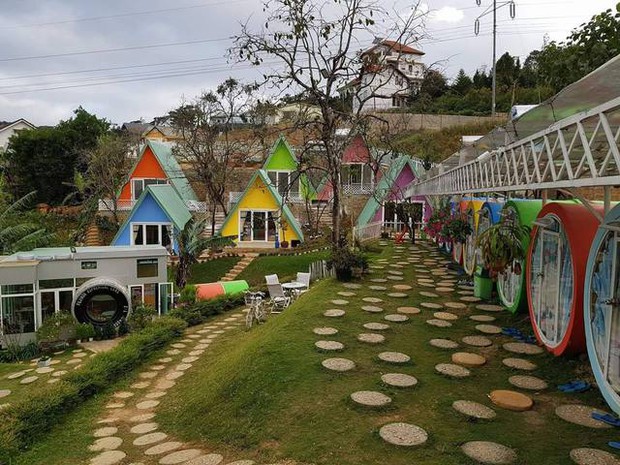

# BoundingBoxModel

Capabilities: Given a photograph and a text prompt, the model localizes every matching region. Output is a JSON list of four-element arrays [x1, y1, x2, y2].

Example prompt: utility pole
[[474, 0, 516, 117]]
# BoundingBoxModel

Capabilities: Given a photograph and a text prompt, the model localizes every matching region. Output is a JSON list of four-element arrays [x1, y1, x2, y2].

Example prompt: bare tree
[[234, 0, 425, 251]]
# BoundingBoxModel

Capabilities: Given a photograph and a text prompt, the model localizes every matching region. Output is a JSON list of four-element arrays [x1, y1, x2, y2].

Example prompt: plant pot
[[76, 339, 82, 344], [88, 337, 94, 342], [474, 273, 494, 300], [335, 267, 353, 282], [37, 358, 51, 368]]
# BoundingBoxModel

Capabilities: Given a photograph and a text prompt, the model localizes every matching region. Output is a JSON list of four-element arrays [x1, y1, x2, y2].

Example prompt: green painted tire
[[220, 280, 250, 295]]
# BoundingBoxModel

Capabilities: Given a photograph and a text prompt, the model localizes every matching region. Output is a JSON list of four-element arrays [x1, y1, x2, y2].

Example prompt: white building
[[348, 40, 425, 113], [0, 119, 36, 151]]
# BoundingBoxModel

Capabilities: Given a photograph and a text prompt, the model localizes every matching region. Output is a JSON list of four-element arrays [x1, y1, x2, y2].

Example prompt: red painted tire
[[196, 282, 226, 301]]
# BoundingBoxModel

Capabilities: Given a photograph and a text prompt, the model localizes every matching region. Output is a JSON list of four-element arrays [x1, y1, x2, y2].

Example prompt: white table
[[282, 281, 306, 299]]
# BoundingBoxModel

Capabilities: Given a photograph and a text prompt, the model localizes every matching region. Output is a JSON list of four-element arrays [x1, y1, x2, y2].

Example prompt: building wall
[[264, 140, 297, 171], [119, 147, 168, 201], [0, 121, 33, 150]]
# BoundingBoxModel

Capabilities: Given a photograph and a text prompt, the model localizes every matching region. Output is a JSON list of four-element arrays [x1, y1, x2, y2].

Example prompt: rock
[[93, 427, 118, 438], [88, 437, 123, 452], [444, 302, 467, 309], [426, 319, 452, 328], [476, 324, 502, 335], [387, 292, 408, 298], [159, 449, 203, 464], [89, 450, 127, 465], [362, 297, 384, 303], [397, 306, 420, 314], [144, 442, 184, 456], [364, 322, 390, 331], [136, 400, 160, 410], [357, 333, 385, 344], [476, 304, 505, 312], [185, 454, 225, 465], [133, 432, 169, 446], [130, 423, 159, 434], [362, 305, 383, 313], [385, 314, 409, 322], [470, 315, 496, 322], [433, 311, 458, 321], [421, 302, 443, 309], [419, 291, 439, 298], [324, 309, 346, 317]]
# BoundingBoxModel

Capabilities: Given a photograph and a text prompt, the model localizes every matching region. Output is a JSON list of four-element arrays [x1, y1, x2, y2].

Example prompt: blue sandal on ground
[[592, 412, 620, 427], [558, 380, 591, 393], [608, 441, 620, 449], [502, 327, 521, 336]]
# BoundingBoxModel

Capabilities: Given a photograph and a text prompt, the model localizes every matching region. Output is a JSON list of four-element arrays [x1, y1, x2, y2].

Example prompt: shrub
[[100, 321, 117, 340], [0, 316, 186, 459], [169, 293, 245, 326], [0, 341, 40, 363], [127, 304, 156, 332], [35, 312, 76, 345], [74, 323, 95, 341], [179, 285, 197, 305]]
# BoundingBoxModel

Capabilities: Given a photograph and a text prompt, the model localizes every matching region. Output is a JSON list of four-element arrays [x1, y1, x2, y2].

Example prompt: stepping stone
[[315, 340, 344, 351], [370, 265, 384, 269], [131, 381, 150, 389], [452, 352, 487, 367], [369, 285, 387, 291], [461, 296, 482, 302], [508, 375, 548, 391], [89, 450, 126, 465], [133, 432, 168, 446], [463, 336, 493, 347], [139, 372, 158, 379], [146, 391, 166, 399], [186, 454, 225, 465], [94, 427, 118, 437], [175, 363, 192, 371], [387, 270, 404, 275], [555, 405, 613, 429], [314, 327, 338, 336], [385, 314, 409, 322], [350, 390, 392, 407], [156, 380, 176, 390], [503, 342, 543, 355], [182, 356, 199, 363], [364, 322, 390, 331], [171, 343, 186, 349], [476, 324, 502, 335], [189, 350, 205, 356], [338, 291, 356, 297], [461, 441, 517, 464], [392, 284, 412, 290], [167, 349, 181, 355], [363, 297, 383, 303], [570, 448, 620, 465], [331, 299, 349, 305], [7, 371, 27, 379], [470, 315, 496, 322], [387, 292, 408, 298], [397, 306, 420, 314], [389, 264, 403, 268], [89, 437, 123, 452], [453, 400, 496, 420], [381, 373, 418, 388], [476, 304, 505, 312], [387, 276, 404, 281], [418, 282, 435, 287], [159, 449, 203, 464], [20, 376, 38, 384], [47, 378, 59, 384], [130, 413, 156, 422], [502, 358, 537, 371], [151, 365, 167, 371], [105, 403, 125, 409], [419, 291, 439, 298], [458, 290, 474, 296], [379, 422, 428, 446], [436, 287, 455, 293], [166, 371, 184, 380], [0, 390, 10, 398], [35, 366, 54, 374], [136, 400, 160, 410], [444, 302, 467, 309], [370, 278, 388, 283], [358, 333, 385, 344], [73, 352, 87, 358], [322, 358, 355, 372], [131, 423, 159, 434], [342, 283, 362, 289], [435, 363, 471, 378], [145, 442, 184, 455], [362, 306, 383, 313], [426, 319, 452, 328], [434, 311, 458, 321], [421, 302, 442, 309], [113, 391, 134, 399], [489, 390, 533, 411], [378, 352, 411, 364], [324, 309, 345, 317], [430, 338, 459, 349]]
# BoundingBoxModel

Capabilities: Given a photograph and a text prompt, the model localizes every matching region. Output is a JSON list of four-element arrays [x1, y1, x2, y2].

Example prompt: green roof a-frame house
[[262, 135, 315, 201]]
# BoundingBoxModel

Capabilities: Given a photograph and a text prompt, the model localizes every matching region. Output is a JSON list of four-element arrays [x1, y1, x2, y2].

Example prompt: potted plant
[[351, 253, 368, 278], [442, 216, 472, 244], [281, 240, 289, 249], [84, 323, 96, 342], [476, 222, 530, 279], [37, 355, 51, 368], [328, 247, 367, 281]]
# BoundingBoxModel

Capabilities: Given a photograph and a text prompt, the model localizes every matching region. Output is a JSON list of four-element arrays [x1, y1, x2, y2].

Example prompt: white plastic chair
[[265, 274, 280, 285], [267, 283, 291, 313], [296, 272, 311, 292]]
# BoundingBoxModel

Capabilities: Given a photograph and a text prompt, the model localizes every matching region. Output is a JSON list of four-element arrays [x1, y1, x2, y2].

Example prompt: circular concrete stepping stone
[[145, 442, 184, 456], [555, 405, 612, 428], [381, 373, 418, 388], [436, 287, 455, 293], [156, 379, 176, 390], [393, 284, 412, 290], [89, 450, 126, 465], [368, 285, 387, 291], [502, 358, 537, 371], [419, 291, 439, 298], [463, 336, 493, 347], [458, 290, 474, 295], [387, 275, 404, 281], [387, 270, 403, 276], [189, 350, 205, 356], [7, 371, 27, 379], [130, 413, 156, 422], [476, 324, 502, 335], [444, 302, 467, 309], [159, 449, 203, 464], [131, 422, 158, 434], [166, 371, 184, 380], [182, 356, 199, 363], [113, 391, 134, 399], [0, 390, 10, 398], [105, 403, 125, 409], [47, 378, 60, 384], [150, 365, 166, 371], [570, 448, 620, 465], [387, 292, 408, 298], [363, 297, 383, 303], [89, 437, 123, 452], [508, 375, 548, 391], [171, 343, 186, 349], [342, 283, 362, 289], [351, 390, 392, 407], [421, 302, 442, 309], [20, 375, 38, 384], [461, 296, 482, 303], [418, 282, 435, 287], [315, 340, 344, 351], [370, 278, 388, 283], [389, 264, 403, 269], [435, 363, 471, 378], [136, 400, 160, 410], [385, 313, 409, 322], [434, 311, 458, 321], [131, 381, 150, 389], [139, 371, 158, 379], [418, 278, 434, 283], [379, 422, 428, 446], [186, 454, 225, 465], [322, 358, 355, 372], [503, 342, 543, 355], [362, 305, 383, 313], [331, 299, 349, 306], [364, 322, 390, 331], [324, 309, 345, 317], [461, 441, 517, 464], [133, 432, 168, 446], [358, 333, 385, 344], [167, 349, 181, 355], [453, 400, 496, 420], [490, 390, 533, 411], [378, 351, 411, 364], [397, 306, 420, 314], [35, 366, 54, 374], [470, 315, 496, 322], [175, 363, 192, 371], [338, 291, 356, 297], [430, 338, 459, 349], [476, 304, 504, 312], [426, 319, 452, 328], [94, 427, 118, 437], [452, 352, 487, 367], [314, 327, 338, 336]]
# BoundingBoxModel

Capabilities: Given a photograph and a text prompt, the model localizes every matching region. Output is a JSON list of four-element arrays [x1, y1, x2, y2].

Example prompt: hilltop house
[[0, 118, 36, 151]]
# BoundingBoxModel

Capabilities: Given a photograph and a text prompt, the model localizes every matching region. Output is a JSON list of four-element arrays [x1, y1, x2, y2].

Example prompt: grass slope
[[157, 244, 616, 465], [237, 251, 329, 287], [188, 256, 241, 284]]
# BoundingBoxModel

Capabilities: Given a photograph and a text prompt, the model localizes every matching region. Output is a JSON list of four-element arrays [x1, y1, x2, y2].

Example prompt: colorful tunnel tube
[[526, 203, 602, 356], [195, 280, 249, 301], [495, 200, 542, 314], [462, 199, 485, 276], [584, 204, 620, 414]]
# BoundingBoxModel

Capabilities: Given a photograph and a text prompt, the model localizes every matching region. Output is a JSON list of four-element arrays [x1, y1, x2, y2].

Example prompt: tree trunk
[[210, 206, 217, 236], [175, 257, 189, 289]]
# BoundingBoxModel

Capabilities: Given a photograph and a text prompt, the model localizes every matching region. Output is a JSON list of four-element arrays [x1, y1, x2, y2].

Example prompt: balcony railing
[[228, 191, 306, 210], [98, 199, 207, 212], [343, 183, 374, 195]]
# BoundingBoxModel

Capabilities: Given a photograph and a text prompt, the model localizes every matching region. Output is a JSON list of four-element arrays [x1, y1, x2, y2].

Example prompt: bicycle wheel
[[245, 308, 255, 329]]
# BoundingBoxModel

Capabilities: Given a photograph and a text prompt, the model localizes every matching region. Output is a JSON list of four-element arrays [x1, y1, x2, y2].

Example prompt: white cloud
[[430, 6, 464, 23]]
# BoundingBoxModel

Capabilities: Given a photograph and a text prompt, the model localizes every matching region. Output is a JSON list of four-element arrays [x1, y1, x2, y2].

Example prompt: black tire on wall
[[72, 278, 131, 327]]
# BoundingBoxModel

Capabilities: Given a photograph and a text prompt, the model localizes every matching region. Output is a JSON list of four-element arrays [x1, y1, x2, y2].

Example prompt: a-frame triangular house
[[219, 169, 304, 247]]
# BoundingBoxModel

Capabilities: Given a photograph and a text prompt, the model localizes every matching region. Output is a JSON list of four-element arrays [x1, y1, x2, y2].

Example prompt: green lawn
[[156, 243, 617, 465], [237, 250, 329, 287], [188, 256, 241, 284]]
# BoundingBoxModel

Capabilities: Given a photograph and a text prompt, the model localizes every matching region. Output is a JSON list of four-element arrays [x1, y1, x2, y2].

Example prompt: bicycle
[[244, 291, 267, 329]]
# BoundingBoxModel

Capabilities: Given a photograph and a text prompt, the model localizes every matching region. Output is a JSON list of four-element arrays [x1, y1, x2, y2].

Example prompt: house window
[[137, 259, 159, 278], [0, 283, 35, 335], [239, 210, 278, 242], [132, 178, 168, 200], [342, 164, 373, 194], [395, 75, 404, 87], [132, 224, 173, 250], [267, 171, 301, 199]]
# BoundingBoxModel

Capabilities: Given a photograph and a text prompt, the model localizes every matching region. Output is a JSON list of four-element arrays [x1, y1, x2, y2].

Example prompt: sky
[[0, 0, 616, 126]]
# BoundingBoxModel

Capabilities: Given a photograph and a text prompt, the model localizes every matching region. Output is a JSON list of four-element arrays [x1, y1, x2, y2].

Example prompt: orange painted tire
[[195, 283, 226, 301]]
